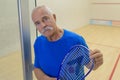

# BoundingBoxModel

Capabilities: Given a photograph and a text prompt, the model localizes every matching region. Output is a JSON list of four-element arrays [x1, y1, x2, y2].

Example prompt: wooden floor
[[75, 25, 120, 80], [0, 25, 120, 80]]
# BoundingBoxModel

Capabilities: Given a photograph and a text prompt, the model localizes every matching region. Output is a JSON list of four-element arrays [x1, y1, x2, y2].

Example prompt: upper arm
[[34, 68, 56, 80], [34, 68, 45, 80]]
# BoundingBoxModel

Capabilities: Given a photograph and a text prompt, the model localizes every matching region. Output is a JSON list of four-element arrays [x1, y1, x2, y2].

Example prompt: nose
[[41, 22, 46, 28]]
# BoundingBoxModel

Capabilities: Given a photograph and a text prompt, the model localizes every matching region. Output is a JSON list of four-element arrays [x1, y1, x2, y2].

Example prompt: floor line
[[109, 53, 120, 80]]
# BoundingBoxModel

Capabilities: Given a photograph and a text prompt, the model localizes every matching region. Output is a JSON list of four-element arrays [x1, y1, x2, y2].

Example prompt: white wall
[[0, 0, 35, 56], [0, 0, 20, 56], [0, 0, 90, 56], [90, 0, 120, 26], [37, 0, 90, 30], [92, 0, 120, 3]]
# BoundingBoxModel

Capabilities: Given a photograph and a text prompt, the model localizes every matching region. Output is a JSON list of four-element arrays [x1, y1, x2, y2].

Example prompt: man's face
[[32, 8, 56, 37]]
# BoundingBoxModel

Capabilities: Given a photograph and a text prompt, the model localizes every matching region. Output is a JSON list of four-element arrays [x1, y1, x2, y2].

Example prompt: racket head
[[57, 45, 94, 80]]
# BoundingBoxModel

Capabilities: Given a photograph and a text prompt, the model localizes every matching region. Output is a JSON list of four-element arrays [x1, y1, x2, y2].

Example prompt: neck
[[47, 28, 63, 41]]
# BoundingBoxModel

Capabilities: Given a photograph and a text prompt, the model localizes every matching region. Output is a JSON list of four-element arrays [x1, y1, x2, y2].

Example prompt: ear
[[53, 14, 56, 21]]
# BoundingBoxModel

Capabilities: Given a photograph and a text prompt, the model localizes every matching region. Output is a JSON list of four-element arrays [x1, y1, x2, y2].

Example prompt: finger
[[90, 49, 101, 57], [94, 58, 103, 64], [93, 61, 103, 70], [94, 49, 101, 53], [89, 49, 94, 55], [95, 56, 103, 62], [90, 52, 103, 59], [95, 60, 103, 66]]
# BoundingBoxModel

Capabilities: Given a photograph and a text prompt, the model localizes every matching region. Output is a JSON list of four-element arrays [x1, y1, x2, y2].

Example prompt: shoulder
[[64, 29, 84, 40], [34, 35, 45, 47], [64, 29, 88, 47]]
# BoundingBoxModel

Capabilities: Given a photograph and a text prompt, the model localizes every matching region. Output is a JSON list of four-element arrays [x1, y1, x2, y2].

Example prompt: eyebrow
[[42, 16, 49, 19]]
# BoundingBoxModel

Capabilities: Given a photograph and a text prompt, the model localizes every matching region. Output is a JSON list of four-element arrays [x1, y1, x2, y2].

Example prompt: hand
[[90, 49, 103, 70]]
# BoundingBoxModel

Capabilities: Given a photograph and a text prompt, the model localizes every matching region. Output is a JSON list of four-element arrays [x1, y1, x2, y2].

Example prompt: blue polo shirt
[[33, 29, 88, 77]]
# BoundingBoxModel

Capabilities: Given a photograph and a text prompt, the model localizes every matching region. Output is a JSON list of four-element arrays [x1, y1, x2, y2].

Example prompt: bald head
[[32, 5, 53, 16], [31, 5, 57, 26]]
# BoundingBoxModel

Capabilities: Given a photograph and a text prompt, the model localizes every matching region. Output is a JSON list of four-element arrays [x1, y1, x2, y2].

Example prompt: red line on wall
[[92, 3, 120, 5], [91, 19, 120, 22]]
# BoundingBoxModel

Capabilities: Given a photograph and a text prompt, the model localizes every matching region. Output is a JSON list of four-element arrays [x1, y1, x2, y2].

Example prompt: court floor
[[75, 25, 120, 80], [0, 25, 120, 80]]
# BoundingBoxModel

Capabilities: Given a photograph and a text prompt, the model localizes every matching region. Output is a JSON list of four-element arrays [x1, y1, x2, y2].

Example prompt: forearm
[[34, 68, 56, 80]]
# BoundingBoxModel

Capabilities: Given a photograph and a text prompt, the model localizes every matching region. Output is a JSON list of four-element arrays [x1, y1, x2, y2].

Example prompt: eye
[[42, 16, 50, 22], [35, 21, 40, 26]]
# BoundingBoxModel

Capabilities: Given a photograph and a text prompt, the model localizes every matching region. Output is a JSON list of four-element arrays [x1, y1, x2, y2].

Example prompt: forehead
[[32, 7, 52, 22], [33, 7, 51, 17]]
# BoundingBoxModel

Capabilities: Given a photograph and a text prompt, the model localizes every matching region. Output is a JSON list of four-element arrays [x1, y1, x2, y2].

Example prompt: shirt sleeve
[[34, 56, 40, 68], [33, 38, 40, 68], [78, 36, 90, 65], [78, 35, 88, 48]]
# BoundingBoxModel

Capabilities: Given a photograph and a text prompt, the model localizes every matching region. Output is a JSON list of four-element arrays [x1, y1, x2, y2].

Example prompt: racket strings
[[58, 45, 94, 80], [61, 47, 87, 79], [59, 47, 81, 80], [68, 47, 84, 76], [67, 47, 82, 64], [61, 67, 73, 80], [72, 47, 90, 80], [68, 46, 90, 66]]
